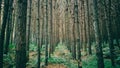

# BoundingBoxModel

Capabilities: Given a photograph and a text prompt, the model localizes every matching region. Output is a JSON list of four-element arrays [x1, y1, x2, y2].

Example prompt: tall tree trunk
[[107, 0, 115, 66], [93, 0, 104, 68], [15, 0, 27, 68], [0, 0, 10, 67], [37, 0, 41, 68], [74, 0, 82, 68], [115, 0, 120, 49], [86, 0, 92, 55], [45, 0, 49, 66], [82, 0, 87, 52], [0, 0, 2, 29], [116, 0, 120, 40], [10, 6, 16, 44], [103, 0, 108, 43], [0, 0, 2, 13], [41, 0, 45, 48], [4, 0, 14, 54], [73, 22, 76, 59], [49, 0, 53, 57], [26, 0, 32, 62]]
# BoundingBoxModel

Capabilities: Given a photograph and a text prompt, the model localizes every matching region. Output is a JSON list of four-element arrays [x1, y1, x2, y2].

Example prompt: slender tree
[[82, 0, 87, 52], [73, 20, 76, 59], [93, 0, 104, 68], [74, 0, 82, 68], [45, 0, 49, 66], [37, 0, 41, 68], [86, 0, 92, 55], [49, 0, 53, 57], [0, 0, 10, 67], [4, 0, 14, 54], [26, 0, 32, 62], [107, 0, 115, 66], [0, 0, 2, 28], [115, 0, 120, 49], [0, 0, 2, 14], [15, 0, 27, 68], [41, 0, 45, 48]]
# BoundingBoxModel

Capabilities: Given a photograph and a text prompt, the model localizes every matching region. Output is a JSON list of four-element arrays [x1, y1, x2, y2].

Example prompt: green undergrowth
[[3, 42, 120, 68], [40, 57, 78, 68], [28, 54, 120, 68], [48, 43, 120, 68], [82, 55, 120, 68]]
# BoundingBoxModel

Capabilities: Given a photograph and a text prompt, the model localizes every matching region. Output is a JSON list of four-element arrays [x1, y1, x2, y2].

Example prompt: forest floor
[[27, 43, 120, 68], [46, 64, 67, 68], [27, 43, 77, 68], [3, 43, 120, 68], [43, 43, 120, 68], [46, 43, 72, 68]]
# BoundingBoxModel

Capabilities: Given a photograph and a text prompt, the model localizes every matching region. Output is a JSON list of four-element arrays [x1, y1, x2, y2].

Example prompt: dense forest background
[[0, 0, 120, 68]]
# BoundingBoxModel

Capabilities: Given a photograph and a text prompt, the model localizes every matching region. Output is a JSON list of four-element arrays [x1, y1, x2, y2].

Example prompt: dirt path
[[45, 43, 72, 68], [52, 43, 72, 59], [28, 43, 73, 68], [46, 64, 67, 68]]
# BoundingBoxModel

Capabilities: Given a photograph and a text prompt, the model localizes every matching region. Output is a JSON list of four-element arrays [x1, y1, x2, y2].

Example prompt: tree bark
[[4, 0, 14, 54], [26, 0, 32, 62], [37, 0, 41, 68], [93, 0, 104, 68], [107, 0, 115, 66], [0, 0, 10, 67], [49, 0, 53, 57], [0, 0, 2, 29], [74, 0, 82, 68], [45, 0, 49, 66], [15, 0, 27, 68], [86, 0, 92, 55]]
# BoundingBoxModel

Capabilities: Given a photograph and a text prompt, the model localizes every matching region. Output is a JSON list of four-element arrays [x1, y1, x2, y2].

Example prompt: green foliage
[[116, 57, 120, 61], [47, 43, 78, 68], [40, 57, 67, 64], [9, 43, 15, 50], [48, 57, 66, 64], [104, 59, 120, 68], [41, 44, 46, 52], [3, 44, 15, 67], [5, 43, 120, 68], [9, 43, 15, 53], [64, 60, 78, 68], [3, 53, 15, 67], [44, 57, 78, 68], [82, 55, 120, 68], [29, 43, 37, 51], [82, 55, 97, 68], [27, 58, 38, 67]]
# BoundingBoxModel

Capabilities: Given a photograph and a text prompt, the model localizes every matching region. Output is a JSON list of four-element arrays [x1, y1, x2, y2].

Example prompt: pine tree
[[93, 0, 104, 68], [0, 0, 10, 67], [26, 0, 32, 62], [37, 0, 41, 68], [4, 0, 14, 54], [15, 0, 27, 68], [45, 0, 49, 66]]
